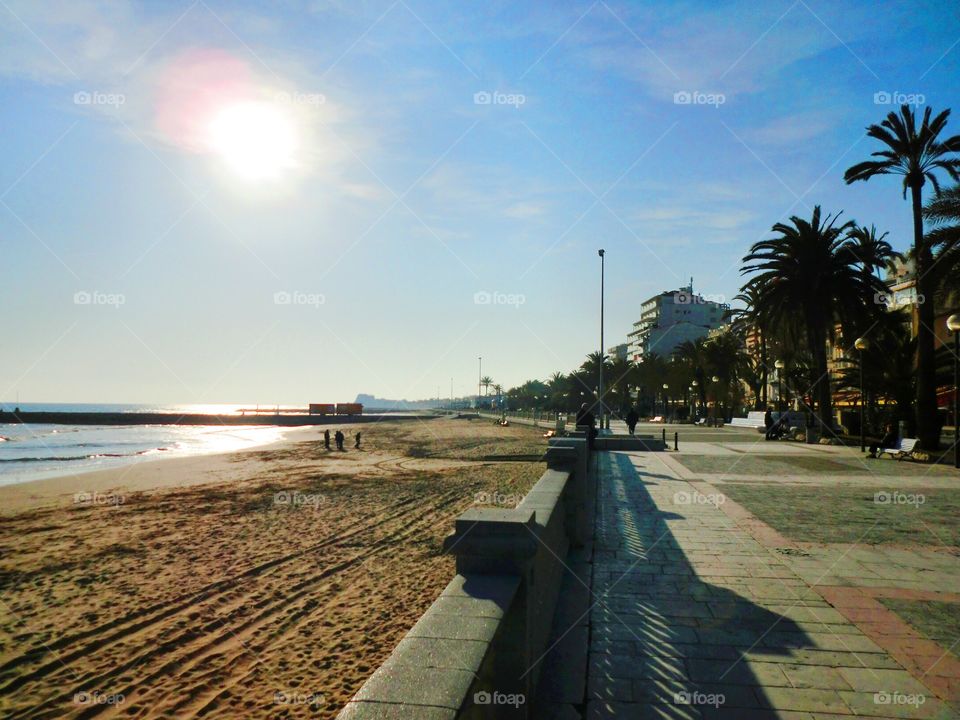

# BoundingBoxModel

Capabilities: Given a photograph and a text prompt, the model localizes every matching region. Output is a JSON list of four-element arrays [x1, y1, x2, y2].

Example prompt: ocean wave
[[0, 455, 96, 463], [0, 448, 171, 463]]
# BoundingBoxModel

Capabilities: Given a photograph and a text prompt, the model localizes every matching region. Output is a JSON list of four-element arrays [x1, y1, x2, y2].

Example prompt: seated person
[[868, 423, 897, 458]]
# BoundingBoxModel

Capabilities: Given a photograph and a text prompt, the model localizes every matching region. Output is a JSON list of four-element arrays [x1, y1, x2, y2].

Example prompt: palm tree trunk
[[807, 317, 832, 431], [912, 183, 940, 449], [760, 332, 768, 406]]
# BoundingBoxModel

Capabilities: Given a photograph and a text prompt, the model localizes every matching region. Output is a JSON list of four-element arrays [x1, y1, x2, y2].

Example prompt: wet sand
[[0, 416, 547, 718]]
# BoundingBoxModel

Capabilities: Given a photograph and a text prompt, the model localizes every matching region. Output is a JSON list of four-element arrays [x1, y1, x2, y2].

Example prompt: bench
[[878, 437, 919, 461], [729, 410, 767, 430]]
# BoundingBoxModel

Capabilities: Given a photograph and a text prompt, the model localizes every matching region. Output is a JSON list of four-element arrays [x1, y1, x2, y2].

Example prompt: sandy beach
[[0, 416, 546, 718]]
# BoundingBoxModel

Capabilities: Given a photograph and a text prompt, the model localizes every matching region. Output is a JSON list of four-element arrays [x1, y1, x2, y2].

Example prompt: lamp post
[[774, 360, 785, 412], [662, 383, 669, 420], [598, 249, 605, 429], [478, 356, 482, 409], [854, 337, 869, 452], [948, 314, 960, 468], [691, 379, 699, 419], [711, 375, 719, 424]]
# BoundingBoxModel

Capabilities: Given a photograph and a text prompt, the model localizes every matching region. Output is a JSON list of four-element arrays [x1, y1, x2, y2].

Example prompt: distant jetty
[[0, 410, 426, 427]]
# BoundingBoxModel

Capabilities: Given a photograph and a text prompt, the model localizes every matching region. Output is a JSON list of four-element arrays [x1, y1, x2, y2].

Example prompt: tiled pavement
[[540, 450, 957, 719]]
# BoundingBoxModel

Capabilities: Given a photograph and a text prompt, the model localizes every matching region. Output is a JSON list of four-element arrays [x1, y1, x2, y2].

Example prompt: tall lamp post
[[691, 379, 699, 419], [711, 375, 720, 424], [774, 360, 785, 412], [662, 383, 669, 420], [598, 249, 606, 429], [478, 356, 482, 408], [948, 314, 960, 468], [854, 337, 869, 452]]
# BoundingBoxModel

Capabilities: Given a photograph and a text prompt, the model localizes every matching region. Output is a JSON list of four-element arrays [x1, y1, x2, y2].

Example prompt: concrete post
[[443, 508, 538, 712], [546, 437, 588, 546]]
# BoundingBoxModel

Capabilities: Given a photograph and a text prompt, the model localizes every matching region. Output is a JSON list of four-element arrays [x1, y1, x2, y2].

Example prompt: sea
[[0, 403, 302, 486]]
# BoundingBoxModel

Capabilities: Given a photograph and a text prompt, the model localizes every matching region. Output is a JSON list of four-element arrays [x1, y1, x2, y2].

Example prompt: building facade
[[627, 284, 730, 360], [606, 343, 629, 361]]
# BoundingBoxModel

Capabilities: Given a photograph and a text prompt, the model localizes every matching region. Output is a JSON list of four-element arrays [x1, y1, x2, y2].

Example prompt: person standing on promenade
[[626, 407, 639, 436], [576, 403, 597, 450], [354, 431, 361, 449], [764, 408, 774, 440], [324, 429, 331, 450]]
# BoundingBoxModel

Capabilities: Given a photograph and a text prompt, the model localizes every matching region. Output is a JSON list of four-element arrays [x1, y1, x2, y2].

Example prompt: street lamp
[[692, 379, 699, 419], [774, 360, 785, 412], [662, 383, 669, 420], [478, 356, 482, 406], [598, 249, 606, 429], [711, 375, 719, 424], [854, 337, 870, 452], [948, 314, 960, 468]]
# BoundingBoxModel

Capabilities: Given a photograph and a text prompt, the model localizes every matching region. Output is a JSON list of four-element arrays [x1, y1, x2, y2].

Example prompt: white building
[[627, 283, 729, 361], [606, 343, 629, 361]]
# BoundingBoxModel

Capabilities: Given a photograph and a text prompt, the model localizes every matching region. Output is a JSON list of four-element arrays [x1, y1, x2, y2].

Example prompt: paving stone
[[780, 663, 854, 691], [352, 665, 475, 709], [836, 690, 951, 719], [836, 667, 932, 694], [383, 636, 488, 672], [755, 686, 850, 714], [338, 701, 457, 719], [407, 611, 500, 642], [586, 700, 703, 718]]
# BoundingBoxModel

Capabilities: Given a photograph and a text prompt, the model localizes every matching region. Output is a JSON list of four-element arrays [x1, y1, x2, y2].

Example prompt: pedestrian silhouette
[[324, 429, 331, 450], [335, 430, 345, 451], [354, 431, 361, 449], [576, 402, 597, 450], [625, 407, 639, 436]]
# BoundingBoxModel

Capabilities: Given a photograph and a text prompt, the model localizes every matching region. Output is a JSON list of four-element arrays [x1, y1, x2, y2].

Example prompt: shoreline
[[0, 425, 321, 514], [0, 410, 428, 426]]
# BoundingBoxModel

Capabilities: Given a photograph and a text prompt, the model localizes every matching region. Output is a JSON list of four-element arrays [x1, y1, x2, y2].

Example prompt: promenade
[[534, 425, 960, 719]]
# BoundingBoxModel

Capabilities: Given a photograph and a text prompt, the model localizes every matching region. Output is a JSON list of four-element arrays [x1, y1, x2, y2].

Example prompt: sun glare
[[207, 102, 298, 181]]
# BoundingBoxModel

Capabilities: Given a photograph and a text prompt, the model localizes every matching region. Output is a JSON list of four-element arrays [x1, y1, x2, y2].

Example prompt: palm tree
[[834, 310, 916, 431], [672, 339, 707, 415], [847, 224, 900, 281], [844, 104, 960, 448], [923, 184, 960, 308], [729, 280, 770, 407], [742, 206, 888, 430], [545, 372, 568, 411], [580, 351, 610, 411], [607, 356, 635, 415], [480, 376, 493, 396], [702, 332, 744, 418]]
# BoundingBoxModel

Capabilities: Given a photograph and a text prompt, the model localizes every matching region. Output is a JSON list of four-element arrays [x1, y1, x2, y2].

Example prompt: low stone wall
[[337, 439, 590, 719]]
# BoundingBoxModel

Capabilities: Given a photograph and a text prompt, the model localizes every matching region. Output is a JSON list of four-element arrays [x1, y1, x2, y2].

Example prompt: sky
[[1, 0, 958, 405]]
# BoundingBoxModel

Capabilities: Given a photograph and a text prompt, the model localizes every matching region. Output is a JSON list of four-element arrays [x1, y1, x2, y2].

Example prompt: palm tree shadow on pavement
[[582, 451, 816, 718]]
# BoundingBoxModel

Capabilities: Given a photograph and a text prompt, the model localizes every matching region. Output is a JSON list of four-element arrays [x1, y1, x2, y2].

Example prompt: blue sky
[[1, 0, 958, 404]]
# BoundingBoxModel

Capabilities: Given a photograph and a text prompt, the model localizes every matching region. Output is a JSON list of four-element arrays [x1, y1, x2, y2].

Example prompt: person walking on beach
[[335, 430, 345, 451], [324, 429, 331, 450], [354, 431, 361, 449], [625, 407, 639, 436]]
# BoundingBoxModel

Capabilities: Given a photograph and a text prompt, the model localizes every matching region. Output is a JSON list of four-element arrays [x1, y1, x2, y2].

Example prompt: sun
[[207, 101, 298, 181]]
